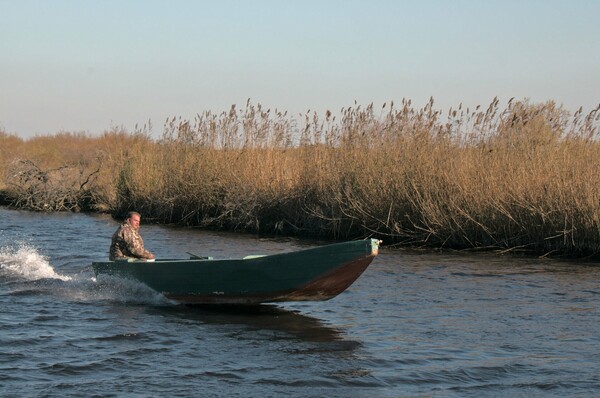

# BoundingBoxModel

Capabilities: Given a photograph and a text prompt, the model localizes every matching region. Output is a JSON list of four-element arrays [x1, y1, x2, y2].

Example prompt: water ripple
[[1, 208, 600, 397]]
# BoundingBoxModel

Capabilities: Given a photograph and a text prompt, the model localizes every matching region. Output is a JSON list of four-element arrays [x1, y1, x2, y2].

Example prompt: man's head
[[126, 211, 142, 229]]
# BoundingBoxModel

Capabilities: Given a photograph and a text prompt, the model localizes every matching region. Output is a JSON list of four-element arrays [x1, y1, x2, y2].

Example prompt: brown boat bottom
[[167, 254, 376, 305]]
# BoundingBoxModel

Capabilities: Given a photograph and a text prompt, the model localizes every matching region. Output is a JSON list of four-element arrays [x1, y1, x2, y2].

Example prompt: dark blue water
[[1, 208, 599, 397]]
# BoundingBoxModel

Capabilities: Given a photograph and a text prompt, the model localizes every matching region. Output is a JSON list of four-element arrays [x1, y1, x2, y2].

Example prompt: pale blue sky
[[2, 0, 599, 137]]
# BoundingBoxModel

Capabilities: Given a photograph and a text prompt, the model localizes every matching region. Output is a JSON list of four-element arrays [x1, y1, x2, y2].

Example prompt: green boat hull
[[92, 239, 380, 304]]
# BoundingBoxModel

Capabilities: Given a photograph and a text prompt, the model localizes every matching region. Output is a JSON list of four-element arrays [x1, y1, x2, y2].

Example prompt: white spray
[[0, 244, 72, 281]]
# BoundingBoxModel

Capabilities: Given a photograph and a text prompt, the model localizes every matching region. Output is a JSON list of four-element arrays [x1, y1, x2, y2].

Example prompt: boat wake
[[0, 244, 173, 306], [0, 244, 71, 282], [92, 275, 176, 305]]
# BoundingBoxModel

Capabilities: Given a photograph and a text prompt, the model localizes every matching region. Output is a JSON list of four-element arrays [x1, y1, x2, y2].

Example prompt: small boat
[[92, 239, 381, 304]]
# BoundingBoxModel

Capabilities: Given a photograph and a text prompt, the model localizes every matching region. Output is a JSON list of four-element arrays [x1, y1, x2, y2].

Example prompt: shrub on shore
[[1, 99, 599, 257]]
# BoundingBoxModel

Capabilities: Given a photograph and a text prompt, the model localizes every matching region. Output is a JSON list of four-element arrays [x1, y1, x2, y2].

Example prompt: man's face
[[129, 214, 141, 230]]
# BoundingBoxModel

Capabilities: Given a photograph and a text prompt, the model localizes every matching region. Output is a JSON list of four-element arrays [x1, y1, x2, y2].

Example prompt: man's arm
[[122, 227, 155, 259]]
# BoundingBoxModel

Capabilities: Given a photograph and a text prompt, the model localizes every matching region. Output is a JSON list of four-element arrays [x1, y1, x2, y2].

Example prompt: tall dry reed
[[2, 99, 599, 257]]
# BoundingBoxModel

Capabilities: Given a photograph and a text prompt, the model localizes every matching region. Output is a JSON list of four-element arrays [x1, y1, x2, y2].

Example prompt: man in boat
[[109, 211, 156, 261]]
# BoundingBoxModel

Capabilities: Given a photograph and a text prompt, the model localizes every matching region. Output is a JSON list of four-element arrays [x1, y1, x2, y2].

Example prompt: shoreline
[[1, 204, 597, 261]]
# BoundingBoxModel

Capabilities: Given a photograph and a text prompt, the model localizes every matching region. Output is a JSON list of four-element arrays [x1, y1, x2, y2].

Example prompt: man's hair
[[126, 211, 141, 220]]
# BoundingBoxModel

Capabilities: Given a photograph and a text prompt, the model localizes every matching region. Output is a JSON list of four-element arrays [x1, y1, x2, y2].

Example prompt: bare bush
[[5, 159, 101, 212]]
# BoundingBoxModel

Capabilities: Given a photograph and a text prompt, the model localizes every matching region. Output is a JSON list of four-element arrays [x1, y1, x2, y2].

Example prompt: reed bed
[[1, 99, 599, 257]]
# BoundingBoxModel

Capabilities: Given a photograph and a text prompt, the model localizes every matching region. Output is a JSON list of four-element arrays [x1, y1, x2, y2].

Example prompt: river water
[[0, 208, 599, 397]]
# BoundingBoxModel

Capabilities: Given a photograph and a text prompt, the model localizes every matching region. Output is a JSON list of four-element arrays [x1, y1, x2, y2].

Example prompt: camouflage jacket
[[109, 222, 154, 260]]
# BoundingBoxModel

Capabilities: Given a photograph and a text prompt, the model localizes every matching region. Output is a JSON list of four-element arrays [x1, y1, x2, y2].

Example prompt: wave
[[90, 275, 175, 306], [0, 244, 71, 281]]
